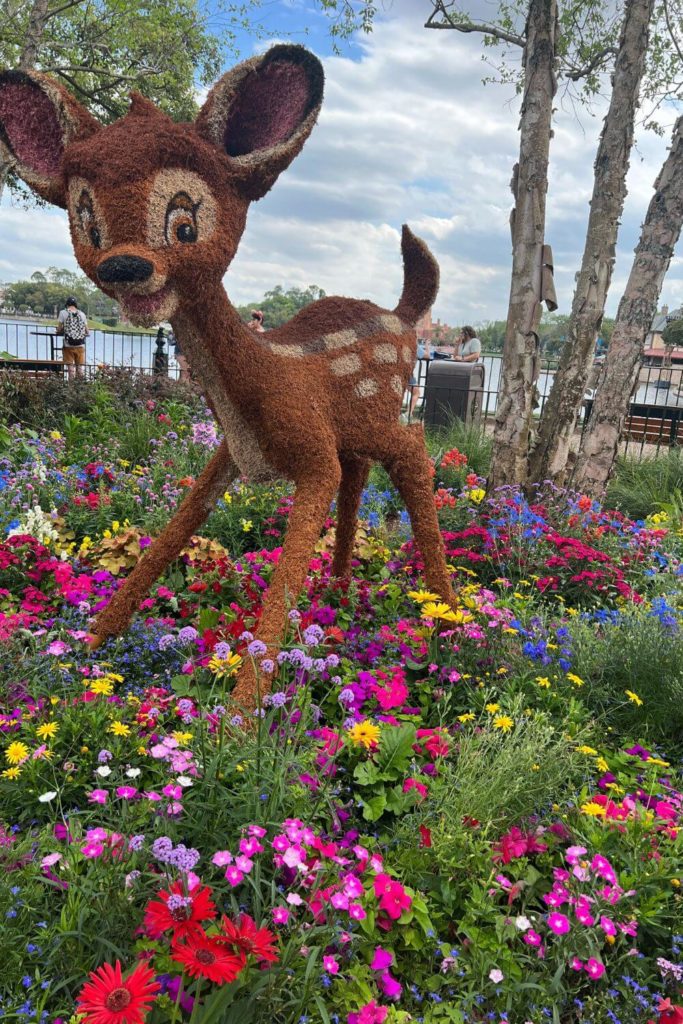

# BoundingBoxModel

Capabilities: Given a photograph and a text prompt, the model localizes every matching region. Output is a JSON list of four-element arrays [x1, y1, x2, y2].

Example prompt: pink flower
[[403, 778, 428, 799], [212, 850, 233, 867], [80, 841, 104, 858], [46, 640, 70, 656], [41, 852, 62, 868], [547, 912, 570, 936], [239, 837, 263, 857], [286, 893, 304, 906], [225, 866, 244, 887], [585, 958, 606, 980], [591, 854, 617, 884], [87, 789, 108, 805], [162, 784, 182, 799], [570, 957, 584, 972], [349, 903, 366, 920], [348, 1001, 388, 1024], [599, 915, 617, 937], [370, 948, 394, 972], [272, 906, 290, 925], [565, 845, 587, 865], [323, 955, 340, 975], [115, 786, 137, 799], [523, 930, 542, 947], [373, 874, 411, 920], [488, 969, 504, 984], [248, 825, 267, 838], [234, 855, 253, 873], [379, 972, 402, 1000]]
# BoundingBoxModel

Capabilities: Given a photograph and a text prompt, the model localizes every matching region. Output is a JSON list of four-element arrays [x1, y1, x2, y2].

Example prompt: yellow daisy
[[493, 715, 514, 733], [536, 676, 551, 688], [346, 720, 380, 749], [36, 722, 58, 740], [407, 589, 441, 604], [484, 703, 500, 715], [208, 652, 242, 678], [109, 721, 131, 737], [5, 741, 29, 765], [88, 679, 114, 696], [457, 713, 475, 723], [566, 673, 584, 687], [576, 745, 598, 756], [581, 801, 606, 817], [1, 766, 22, 780], [625, 690, 643, 706]]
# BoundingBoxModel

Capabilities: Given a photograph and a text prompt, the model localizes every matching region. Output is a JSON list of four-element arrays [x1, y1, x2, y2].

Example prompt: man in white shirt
[[453, 325, 481, 363]]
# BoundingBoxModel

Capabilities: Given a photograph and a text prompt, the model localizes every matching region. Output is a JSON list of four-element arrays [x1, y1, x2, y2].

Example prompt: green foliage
[[425, 419, 493, 478], [3, 268, 116, 319], [662, 317, 683, 350], [606, 448, 683, 520], [235, 285, 327, 329], [568, 608, 683, 750]]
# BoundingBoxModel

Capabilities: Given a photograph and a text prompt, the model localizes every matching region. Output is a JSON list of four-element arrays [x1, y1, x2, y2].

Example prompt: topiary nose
[[98, 254, 153, 284]]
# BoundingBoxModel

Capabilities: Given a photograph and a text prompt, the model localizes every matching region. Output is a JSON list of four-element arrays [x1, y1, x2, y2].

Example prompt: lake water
[[1, 317, 679, 409]]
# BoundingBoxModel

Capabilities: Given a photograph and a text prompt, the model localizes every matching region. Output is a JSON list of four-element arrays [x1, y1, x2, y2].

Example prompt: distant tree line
[[477, 313, 615, 359], [235, 285, 327, 329], [2, 269, 118, 322]]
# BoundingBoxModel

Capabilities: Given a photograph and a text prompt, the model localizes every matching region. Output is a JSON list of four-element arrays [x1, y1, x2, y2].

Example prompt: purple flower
[[178, 626, 199, 644], [303, 624, 324, 646], [97, 749, 113, 764], [247, 639, 268, 658], [260, 659, 275, 674], [213, 641, 232, 660], [151, 836, 174, 863]]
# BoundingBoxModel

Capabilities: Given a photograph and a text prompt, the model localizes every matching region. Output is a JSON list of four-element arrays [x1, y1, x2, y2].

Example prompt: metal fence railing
[[0, 318, 180, 379], [2, 319, 682, 456]]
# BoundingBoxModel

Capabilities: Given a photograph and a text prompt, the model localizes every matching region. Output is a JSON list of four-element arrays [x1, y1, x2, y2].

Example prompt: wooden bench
[[583, 398, 683, 446], [0, 357, 65, 375]]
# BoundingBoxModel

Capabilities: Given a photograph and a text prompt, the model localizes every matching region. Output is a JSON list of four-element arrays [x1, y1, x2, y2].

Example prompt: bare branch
[[566, 45, 619, 81], [44, 0, 83, 20], [662, 0, 683, 63], [425, 0, 525, 47]]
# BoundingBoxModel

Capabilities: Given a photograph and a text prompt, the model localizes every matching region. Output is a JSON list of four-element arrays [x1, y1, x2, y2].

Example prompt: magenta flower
[[600, 915, 617, 936], [570, 957, 584, 971], [87, 789, 108, 805], [523, 930, 542, 947], [349, 903, 366, 920], [272, 906, 290, 925], [80, 841, 104, 858], [379, 972, 402, 1000], [591, 854, 617, 884], [547, 912, 570, 936], [225, 866, 244, 887], [565, 845, 587, 865], [370, 948, 393, 972], [115, 786, 138, 799], [211, 850, 233, 867], [323, 955, 340, 975], [585, 958, 606, 980]]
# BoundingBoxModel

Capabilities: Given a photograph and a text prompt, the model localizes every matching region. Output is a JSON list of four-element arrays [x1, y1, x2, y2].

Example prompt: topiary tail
[[394, 224, 440, 326]]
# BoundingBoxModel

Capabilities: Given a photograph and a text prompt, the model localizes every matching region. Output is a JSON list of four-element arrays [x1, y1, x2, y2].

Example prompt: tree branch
[[566, 45, 619, 81], [425, 0, 524, 47], [44, 0, 83, 19], [662, 0, 683, 63]]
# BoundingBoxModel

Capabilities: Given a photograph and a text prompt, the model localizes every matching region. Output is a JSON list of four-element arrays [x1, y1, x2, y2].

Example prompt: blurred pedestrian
[[56, 296, 88, 380]]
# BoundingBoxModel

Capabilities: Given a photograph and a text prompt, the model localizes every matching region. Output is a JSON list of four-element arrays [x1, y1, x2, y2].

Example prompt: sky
[[1, 0, 682, 327]]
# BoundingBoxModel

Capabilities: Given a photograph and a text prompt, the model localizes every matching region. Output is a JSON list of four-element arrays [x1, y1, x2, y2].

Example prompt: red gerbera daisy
[[143, 882, 216, 940], [172, 933, 246, 985], [218, 914, 279, 963], [77, 960, 159, 1024]]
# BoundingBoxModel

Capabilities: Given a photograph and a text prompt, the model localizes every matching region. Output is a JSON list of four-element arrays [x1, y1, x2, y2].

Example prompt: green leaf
[[374, 723, 417, 781]]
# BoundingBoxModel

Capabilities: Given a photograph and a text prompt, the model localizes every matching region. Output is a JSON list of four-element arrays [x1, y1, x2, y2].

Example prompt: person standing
[[247, 309, 266, 333], [56, 296, 89, 379], [453, 326, 481, 363], [168, 328, 190, 382]]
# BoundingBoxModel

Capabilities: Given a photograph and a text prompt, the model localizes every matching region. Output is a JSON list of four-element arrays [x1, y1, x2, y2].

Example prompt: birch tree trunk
[[488, 0, 558, 489], [529, 0, 654, 485], [0, 0, 51, 203], [571, 115, 683, 495]]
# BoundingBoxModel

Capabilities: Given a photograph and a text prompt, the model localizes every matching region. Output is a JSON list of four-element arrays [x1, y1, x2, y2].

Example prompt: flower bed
[[0, 403, 682, 1024]]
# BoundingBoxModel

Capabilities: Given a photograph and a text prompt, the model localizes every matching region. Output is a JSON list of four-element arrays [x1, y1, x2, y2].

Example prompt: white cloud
[[2, 4, 682, 325]]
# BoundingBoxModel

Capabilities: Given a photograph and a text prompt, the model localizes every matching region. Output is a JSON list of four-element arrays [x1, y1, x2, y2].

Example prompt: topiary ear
[[195, 44, 324, 201], [0, 70, 100, 207]]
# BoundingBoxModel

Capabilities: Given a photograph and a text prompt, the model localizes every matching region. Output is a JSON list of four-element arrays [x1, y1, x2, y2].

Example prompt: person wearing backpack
[[56, 296, 89, 379]]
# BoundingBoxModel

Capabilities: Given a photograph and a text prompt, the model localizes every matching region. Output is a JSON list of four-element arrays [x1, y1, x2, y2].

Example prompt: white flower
[[515, 915, 532, 931], [176, 776, 193, 787], [38, 791, 57, 803], [489, 968, 504, 984], [126, 768, 141, 778], [96, 766, 112, 777]]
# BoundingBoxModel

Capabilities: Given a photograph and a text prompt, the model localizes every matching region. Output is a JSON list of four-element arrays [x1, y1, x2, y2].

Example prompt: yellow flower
[[595, 757, 609, 772], [457, 713, 475, 723], [36, 722, 58, 740], [576, 745, 598, 756], [493, 714, 514, 733], [566, 673, 584, 687], [241, 519, 253, 532], [88, 679, 114, 696], [5, 741, 29, 765], [222, 491, 233, 504], [105, 672, 124, 683], [50, 696, 59, 705], [111, 520, 120, 533], [80, 746, 89, 754], [208, 653, 242, 678], [49, 430, 62, 440], [536, 676, 551, 689], [467, 488, 485, 503], [484, 703, 500, 715], [347, 720, 380, 749], [108, 721, 131, 737], [646, 756, 670, 768], [672, 878, 681, 888], [407, 589, 441, 604], [496, 667, 508, 675], [581, 801, 607, 817], [532, 764, 540, 771], [625, 689, 643, 706], [172, 731, 194, 745], [1, 766, 22, 780], [421, 601, 457, 622]]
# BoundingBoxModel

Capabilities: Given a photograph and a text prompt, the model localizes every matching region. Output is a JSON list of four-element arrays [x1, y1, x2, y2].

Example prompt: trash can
[[423, 361, 485, 428]]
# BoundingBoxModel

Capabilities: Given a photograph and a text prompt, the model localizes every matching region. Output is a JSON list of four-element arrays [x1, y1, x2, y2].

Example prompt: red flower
[[218, 914, 279, 963], [172, 933, 246, 985], [144, 883, 216, 940], [77, 960, 159, 1024]]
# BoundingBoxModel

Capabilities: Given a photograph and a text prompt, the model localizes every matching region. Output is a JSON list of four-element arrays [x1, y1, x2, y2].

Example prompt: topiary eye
[[90, 225, 101, 248], [76, 189, 102, 248], [165, 192, 200, 246], [176, 222, 197, 244]]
